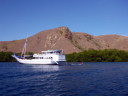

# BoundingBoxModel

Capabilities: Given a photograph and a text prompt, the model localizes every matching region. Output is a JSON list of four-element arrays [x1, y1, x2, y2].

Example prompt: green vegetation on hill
[[0, 52, 16, 62], [1, 49, 128, 62], [66, 49, 128, 62]]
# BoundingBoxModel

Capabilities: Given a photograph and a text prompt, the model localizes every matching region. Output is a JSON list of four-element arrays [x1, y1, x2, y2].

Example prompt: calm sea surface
[[1, 62, 128, 96]]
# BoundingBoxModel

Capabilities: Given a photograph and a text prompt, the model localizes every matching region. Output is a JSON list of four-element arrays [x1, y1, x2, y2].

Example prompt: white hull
[[13, 56, 60, 65]]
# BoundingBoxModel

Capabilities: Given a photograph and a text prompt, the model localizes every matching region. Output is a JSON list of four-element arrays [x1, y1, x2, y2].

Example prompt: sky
[[0, 0, 128, 41]]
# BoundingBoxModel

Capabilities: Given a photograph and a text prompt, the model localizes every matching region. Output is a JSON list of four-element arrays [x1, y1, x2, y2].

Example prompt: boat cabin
[[33, 50, 65, 61]]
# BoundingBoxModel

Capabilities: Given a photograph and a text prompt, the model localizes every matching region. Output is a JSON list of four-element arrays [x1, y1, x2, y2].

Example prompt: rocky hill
[[0, 26, 128, 54]]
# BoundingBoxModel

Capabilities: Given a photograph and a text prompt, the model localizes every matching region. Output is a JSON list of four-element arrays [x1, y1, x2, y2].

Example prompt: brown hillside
[[0, 27, 128, 54]]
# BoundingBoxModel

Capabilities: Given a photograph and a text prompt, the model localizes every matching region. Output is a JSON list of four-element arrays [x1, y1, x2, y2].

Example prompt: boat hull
[[19, 60, 57, 65], [13, 55, 65, 65]]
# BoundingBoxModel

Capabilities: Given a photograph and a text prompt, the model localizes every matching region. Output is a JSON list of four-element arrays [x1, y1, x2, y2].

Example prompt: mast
[[21, 38, 28, 57]]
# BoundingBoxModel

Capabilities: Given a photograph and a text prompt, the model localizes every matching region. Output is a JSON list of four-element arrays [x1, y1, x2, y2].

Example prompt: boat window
[[36, 57, 39, 59]]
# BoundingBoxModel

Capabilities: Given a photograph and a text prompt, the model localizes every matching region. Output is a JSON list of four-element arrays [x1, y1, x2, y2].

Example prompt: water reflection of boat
[[31, 65, 60, 72]]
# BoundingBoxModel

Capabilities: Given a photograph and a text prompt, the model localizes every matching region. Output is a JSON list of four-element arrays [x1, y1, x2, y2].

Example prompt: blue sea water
[[1, 62, 128, 96]]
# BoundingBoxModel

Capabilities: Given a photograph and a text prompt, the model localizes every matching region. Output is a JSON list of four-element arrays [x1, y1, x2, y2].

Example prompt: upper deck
[[41, 50, 64, 55], [33, 50, 64, 57]]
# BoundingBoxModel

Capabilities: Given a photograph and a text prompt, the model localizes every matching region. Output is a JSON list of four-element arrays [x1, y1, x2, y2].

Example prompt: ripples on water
[[1, 62, 128, 96]]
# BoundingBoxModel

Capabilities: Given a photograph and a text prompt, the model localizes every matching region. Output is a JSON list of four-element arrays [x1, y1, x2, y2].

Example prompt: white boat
[[12, 39, 66, 65]]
